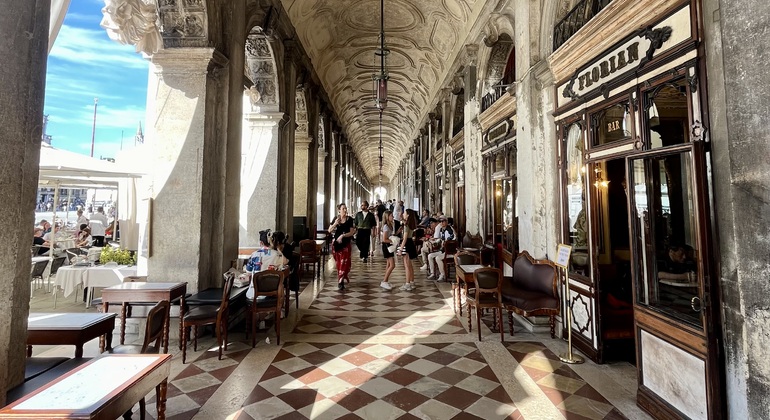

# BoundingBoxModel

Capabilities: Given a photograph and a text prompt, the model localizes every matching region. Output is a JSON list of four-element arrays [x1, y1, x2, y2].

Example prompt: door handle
[[691, 296, 704, 313]]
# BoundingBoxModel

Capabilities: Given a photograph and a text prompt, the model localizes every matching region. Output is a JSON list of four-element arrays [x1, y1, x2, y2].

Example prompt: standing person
[[369, 204, 378, 259], [393, 200, 403, 223], [329, 203, 357, 290], [428, 216, 456, 282], [89, 206, 109, 247], [397, 209, 419, 291], [379, 210, 396, 290], [354, 201, 376, 262]]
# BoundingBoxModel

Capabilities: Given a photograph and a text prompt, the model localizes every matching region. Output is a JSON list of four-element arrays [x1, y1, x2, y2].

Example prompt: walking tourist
[[89, 206, 109, 246], [329, 203, 356, 290], [379, 210, 396, 290], [355, 201, 376, 262], [397, 209, 419, 291]]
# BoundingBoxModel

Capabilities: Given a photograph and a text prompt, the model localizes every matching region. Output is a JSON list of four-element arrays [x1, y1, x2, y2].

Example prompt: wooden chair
[[467, 267, 504, 342], [442, 240, 459, 280], [298, 239, 320, 280], [181, 273, 235, 364], [248, 270, 286, 347], [109, 300, 170, 355], [453, 251, 480, 316], [108, 300, 170, 420]]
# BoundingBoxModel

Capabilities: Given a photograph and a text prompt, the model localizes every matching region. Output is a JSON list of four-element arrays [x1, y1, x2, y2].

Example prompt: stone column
[[276, 43, 297, 234], [221, 0, 246, 271], [240, 107, 284, 246], [293, 86, 310, 223], [316, 113, 327, 231], [305, 95, 320, 235], [145, 48, 229, 292], [462, 44, 484, 236], [441, 89, 453, 216], [0, 0, 48, 397], [322, 117, 334, 228], [703, 0, 770, 417]]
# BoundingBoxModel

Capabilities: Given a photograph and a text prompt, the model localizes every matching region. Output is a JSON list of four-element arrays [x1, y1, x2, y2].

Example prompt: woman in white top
[[379, 211, 396, 290], [246, 231, 289, 299]]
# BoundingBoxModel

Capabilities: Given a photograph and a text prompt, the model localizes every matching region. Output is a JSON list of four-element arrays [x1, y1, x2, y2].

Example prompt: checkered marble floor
[[40, 244, 648, 419]]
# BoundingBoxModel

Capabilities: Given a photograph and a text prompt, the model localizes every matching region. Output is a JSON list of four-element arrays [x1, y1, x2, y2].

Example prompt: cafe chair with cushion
[[467, 267, 505, 342], [298, 239, 320, 280], [109, 300, 170, 355], [108, 300, 170, 420], [453, 251, 480, 316], [442, 239, 459, 280], [181, 273, 235, 364], [248, 270, 286, 347], [29, 259, 49, 296]]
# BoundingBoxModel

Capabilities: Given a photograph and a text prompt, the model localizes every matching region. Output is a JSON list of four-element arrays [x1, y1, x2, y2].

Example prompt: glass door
[[627, 142, 724, 419]]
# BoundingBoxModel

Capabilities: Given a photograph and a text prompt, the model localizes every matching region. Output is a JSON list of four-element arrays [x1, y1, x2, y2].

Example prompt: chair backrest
[[49, 257, 67, 275], [216, 273, 236, 327], [299, 239, 316, 255], [443, 240, 458, 255], [512, 250, 558, 298], [413, 228, 425, 240], [455, 251, 479, 267], [252, 270, 285, 297], [141, 300, 170, 354], [462, 232, 474, 248], [474, 267, 503, 292], [30, 260, 48, 278]]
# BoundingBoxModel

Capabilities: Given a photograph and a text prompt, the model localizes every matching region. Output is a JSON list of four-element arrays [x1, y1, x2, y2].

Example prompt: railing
[[553, 0, 613, 51], [481, 68, 516, 113]]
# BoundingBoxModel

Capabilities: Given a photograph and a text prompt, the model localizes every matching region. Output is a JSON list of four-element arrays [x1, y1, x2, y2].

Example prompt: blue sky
[[45, 0, 148, 159]]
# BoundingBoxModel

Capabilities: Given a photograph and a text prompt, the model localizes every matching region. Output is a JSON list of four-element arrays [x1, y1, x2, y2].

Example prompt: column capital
[[150, 47, 228, 74]]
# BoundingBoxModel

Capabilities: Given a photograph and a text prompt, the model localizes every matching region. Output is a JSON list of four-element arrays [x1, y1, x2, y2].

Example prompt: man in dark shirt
[[354, 201, 377, 262], [33, 227, 49, 255]]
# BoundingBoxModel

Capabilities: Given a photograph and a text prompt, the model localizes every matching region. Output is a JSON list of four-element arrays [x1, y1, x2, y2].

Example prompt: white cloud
[[49, 24, 148, 70]]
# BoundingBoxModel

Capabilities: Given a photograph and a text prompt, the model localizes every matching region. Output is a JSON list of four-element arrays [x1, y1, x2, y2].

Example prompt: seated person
[[33, 227, 49, 255], [427, 217, 455, 281], [246, 231, 289, 300], [77, 224, 93, 248], [41, 224, 62, 246], [418, 210, 431, 227], [658, 244, 696, 283], [419, 218, 440, 269]]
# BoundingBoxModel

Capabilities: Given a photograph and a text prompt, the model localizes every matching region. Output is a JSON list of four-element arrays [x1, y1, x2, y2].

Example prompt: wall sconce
[[593, 167, 609, 189]]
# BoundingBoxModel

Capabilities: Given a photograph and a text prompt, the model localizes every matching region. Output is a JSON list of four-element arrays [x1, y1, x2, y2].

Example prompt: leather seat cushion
[[501, 284, 558, 312], [249, 296, 280, 308], [183, 305, 219, 320]]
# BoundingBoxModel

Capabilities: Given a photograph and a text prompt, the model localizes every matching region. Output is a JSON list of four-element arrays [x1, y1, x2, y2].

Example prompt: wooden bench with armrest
[[501, 250, 560, 338]]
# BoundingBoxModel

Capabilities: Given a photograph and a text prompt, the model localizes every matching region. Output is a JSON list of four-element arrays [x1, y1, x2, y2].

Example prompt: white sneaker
[[380, 281, 392, 290], [427, 273, 436, 280], [437, 274, 445, 282], [399, 284, 409, 291], [405, 283, 414, 291], [419, 264, 428, 271]]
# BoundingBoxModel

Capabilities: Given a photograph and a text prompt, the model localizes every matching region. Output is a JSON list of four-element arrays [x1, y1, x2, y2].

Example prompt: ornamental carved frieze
[[158, 0, 208, 48], [246, 34, 278, 106]]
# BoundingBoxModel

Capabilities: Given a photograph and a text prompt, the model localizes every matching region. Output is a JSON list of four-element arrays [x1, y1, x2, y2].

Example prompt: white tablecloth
[[55, 266, 89, 297], [54, 265, 137, 299]]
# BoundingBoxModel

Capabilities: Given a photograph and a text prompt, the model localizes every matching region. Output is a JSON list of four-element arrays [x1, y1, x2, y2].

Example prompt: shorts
[[404, 238, 418, 260], [381, 243, 394, 259]]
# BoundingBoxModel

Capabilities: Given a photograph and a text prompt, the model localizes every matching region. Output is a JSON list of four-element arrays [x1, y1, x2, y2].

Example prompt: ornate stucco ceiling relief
[[281, 0, 490, 182]]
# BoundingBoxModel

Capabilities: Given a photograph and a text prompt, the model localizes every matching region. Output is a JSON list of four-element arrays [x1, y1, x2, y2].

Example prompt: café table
[[0, 354, 172, 420], [101, 282, 187, 353], [53, 266, 89, 300], [83, 265, 137, 308], [27, 312, 116, 358], [455, 264, 485, 315]]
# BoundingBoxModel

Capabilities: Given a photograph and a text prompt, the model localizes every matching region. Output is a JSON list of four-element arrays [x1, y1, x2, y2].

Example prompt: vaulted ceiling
[[280, 0, 491, 184]]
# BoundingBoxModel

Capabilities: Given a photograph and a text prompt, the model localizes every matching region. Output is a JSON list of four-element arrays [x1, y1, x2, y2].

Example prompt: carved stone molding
[[158, 0, 208, 48]]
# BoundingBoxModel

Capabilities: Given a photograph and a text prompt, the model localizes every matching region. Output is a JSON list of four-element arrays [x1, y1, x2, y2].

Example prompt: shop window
[[564, 124, 589, 277], [591, 101, 632, 146], [645, 78, 690, 149]]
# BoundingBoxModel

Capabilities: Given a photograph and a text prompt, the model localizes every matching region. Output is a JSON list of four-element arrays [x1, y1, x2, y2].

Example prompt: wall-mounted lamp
[[593, 167, 609, 188]]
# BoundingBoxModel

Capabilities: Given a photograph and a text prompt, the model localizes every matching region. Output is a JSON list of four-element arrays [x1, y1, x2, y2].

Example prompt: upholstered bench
[[501, 250, 559, 338]]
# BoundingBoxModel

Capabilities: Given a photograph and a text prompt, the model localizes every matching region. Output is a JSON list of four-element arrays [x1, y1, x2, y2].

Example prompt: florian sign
[[561, 27, 670, 102], [556, 5, 695, 109]]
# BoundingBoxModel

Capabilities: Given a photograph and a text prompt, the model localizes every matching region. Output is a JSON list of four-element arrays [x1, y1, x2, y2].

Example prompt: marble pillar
[[703, 0, 770, 417], [463, 45, 484, 236], [276, 44, 297, 234], [293, 137, 310, 218], [317, 148, 327, 231], [0, 0, 49, 397], [240, 109, 284, 246], [305, 97, 320, 233], [145, 48, 229, 292]]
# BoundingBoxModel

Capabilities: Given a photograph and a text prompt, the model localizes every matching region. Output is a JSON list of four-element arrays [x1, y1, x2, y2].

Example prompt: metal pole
[[559, 267, 585, 364], [90, 97, 98, 157]]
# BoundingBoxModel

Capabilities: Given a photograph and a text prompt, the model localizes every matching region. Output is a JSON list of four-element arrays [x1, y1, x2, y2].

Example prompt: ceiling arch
[[280, 0, 491, 182]]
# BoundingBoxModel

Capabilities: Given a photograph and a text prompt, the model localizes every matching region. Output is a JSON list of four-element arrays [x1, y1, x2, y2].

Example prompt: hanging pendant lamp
[[373, 0, 389, 110]]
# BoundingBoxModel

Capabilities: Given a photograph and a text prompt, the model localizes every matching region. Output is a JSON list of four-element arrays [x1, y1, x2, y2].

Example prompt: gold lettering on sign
[[607, 120, 621, 132], [578, 42, 640, 91]]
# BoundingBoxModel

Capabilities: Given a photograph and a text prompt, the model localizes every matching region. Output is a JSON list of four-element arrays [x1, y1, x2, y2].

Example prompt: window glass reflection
[[593, 102, 632, 146], [632, 152, 701, 327], [647, 79, 689, 149], [565, 124, 588, 276]]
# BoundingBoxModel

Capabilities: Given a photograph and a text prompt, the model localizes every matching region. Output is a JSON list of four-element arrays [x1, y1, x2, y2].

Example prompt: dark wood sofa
[[501, 250, 560, 338]]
